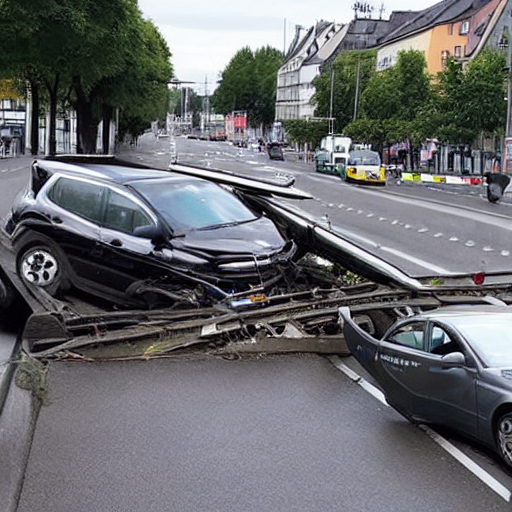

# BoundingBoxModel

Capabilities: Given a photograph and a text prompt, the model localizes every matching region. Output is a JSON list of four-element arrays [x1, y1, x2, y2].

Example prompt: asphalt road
[[2, 147, 512, 511], [130, 135, 512, 280], [16, 354, 512, 512]]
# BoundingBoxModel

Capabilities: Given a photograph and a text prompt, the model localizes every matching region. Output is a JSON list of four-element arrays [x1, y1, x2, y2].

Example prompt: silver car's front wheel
[[497, 412, 512, 467]]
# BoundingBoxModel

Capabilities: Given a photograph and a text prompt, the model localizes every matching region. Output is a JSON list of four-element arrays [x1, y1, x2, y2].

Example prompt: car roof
[[36, 156, 198, 186], [420, 305, 512, 320]]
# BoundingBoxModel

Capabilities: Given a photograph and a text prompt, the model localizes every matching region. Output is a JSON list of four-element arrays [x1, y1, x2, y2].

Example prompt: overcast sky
[[137, 0, 438, 93]]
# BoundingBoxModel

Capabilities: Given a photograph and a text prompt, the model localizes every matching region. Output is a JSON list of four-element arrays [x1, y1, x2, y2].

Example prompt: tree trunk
[[30, 81, 40, 155], [44, 75, 59, 156], [73, 77, 98, 154], [102, 104, 113, 154]]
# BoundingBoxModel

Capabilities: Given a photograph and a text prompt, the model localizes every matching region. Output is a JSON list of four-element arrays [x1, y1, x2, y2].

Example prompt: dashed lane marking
[[329, 356, 512, 503]]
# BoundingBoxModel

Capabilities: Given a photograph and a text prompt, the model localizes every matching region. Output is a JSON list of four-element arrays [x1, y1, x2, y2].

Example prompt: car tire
[[496, 411, 512, 468], [18, 244, 71, 297]]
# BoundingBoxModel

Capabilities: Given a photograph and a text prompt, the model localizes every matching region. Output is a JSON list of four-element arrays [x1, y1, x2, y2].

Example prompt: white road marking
[[329, 356, 387, 405], [419, 425, 512, 503], [378, 246, 453, 274], [331, 228, 454, 273], [328, 356, 512, 503]]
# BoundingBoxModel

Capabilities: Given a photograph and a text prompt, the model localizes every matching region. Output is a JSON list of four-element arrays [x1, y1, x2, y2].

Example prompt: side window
[[387, 321, 426, 350], [47, 177, 104, 223], [429, 325, 462, 356], [104, 190, 154, 235]]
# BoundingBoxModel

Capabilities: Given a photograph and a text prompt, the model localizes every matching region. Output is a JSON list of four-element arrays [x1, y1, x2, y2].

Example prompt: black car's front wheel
[[18, 244, 70, 297], [496, 411, 512, 468]]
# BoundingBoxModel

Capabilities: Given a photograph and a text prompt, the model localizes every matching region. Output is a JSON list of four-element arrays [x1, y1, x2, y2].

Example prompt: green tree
[[312, 50, 377, 133], [282, 119, 329, 148], [0, 0, 173, 154], [211, 46, 282, 129], [355, 50, 431, 166]]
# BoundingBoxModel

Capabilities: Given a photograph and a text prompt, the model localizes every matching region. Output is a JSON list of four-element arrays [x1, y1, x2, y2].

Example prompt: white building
[[275, 21, 345, 121]]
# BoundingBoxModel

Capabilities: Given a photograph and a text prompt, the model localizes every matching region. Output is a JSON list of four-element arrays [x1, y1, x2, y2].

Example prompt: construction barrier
[[402, 172, 482, 186]]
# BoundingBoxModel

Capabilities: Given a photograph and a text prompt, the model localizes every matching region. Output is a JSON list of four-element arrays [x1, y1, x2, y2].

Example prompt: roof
[[378, 0, 495, 45], [37, 157, 190, 186]]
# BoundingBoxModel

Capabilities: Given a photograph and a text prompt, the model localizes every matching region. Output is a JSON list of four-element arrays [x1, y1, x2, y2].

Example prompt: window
[[387, 321, 425, 350], [448, 24, 453, 35], [104, 190, 154, 235], [441, 50, 450, 69], [47, 177, 104, 223], [454, 45, 462, 58], [429, 324, 464, 356], [460, 21, 470, 35]]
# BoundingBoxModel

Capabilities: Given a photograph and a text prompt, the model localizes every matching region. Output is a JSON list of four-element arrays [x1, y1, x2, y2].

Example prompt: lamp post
[[505, 16, 512, 173]]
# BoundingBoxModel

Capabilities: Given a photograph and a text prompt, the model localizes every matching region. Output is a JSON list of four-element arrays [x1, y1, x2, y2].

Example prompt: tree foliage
[[312, 50, 377, 132], [282, 119, 329, 148], [0, 0, 173, 154], [211, 46, 283, 128]]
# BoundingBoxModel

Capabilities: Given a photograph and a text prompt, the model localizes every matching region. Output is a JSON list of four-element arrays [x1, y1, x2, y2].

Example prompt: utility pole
[[506, 15, 512, 172], [329, 64, 334, 134]]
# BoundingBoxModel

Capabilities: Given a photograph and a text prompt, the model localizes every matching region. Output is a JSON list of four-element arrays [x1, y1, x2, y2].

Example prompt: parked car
[[345, 150, 386, 186], [340, 304, 512, 468], [1, 156, 296, 308]]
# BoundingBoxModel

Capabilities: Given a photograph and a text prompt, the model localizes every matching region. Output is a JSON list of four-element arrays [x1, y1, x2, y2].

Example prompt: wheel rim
[[21, 249, 58, 287], [498, 415, 512, 465]]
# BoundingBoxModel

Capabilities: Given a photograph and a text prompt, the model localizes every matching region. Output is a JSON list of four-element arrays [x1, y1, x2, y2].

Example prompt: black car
[[2, 157, 296, 308]]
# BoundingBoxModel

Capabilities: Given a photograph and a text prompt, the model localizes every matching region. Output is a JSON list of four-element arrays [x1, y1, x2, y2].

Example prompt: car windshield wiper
[[196, 218, 255, 231]]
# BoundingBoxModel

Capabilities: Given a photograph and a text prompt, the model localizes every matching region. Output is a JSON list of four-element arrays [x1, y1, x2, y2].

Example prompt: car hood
[[176, 216, 286, 256]]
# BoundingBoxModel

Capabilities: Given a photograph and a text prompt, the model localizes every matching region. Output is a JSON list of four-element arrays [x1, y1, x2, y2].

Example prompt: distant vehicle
[[341, 305, 512, 469], [345, 149, 386, 186], [2, 156, 296, 308], [267, 141, 284, 161], [314, 135, 352, 176]]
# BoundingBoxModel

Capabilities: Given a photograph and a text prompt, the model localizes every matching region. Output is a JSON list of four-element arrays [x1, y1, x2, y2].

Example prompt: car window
[[449, 314, 512, 367], [429, 325, 460, 355], [47, 177, 104, 223], [386, 321, 425, 350], [132, 178, 256, 232], [104, 190, 155, 235]]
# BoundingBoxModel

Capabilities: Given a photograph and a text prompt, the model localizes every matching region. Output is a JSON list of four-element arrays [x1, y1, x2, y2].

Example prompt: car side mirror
[[441, 351, 465, 368], [133, 224, 166, 246]]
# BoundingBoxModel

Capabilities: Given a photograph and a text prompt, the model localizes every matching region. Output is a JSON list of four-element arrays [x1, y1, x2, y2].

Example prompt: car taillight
[[473, 272, 485, 285]]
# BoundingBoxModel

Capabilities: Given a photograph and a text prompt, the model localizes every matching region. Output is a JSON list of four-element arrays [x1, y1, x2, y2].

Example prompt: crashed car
[[340, 304, 512, 468], [1, 156, 300, 309]]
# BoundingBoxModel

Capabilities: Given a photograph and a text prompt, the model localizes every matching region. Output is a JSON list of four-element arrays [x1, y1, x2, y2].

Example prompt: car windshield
[[449, 314, 512, 367], [349, 151, 380, 166], [131, 177, 257, 232]]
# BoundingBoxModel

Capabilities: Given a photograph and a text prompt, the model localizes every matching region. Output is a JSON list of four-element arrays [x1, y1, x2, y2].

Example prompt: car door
[[378, 320, 430, 416], [97, 188, 166, 293], [419, 321, 478, 437], [44, 176, 104, 282], [379, 320, 478, 436]]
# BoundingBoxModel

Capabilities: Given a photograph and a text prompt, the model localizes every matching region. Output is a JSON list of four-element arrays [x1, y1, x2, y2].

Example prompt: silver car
[[340, 305, 512, 468]]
